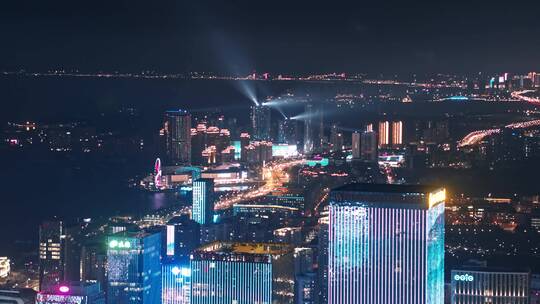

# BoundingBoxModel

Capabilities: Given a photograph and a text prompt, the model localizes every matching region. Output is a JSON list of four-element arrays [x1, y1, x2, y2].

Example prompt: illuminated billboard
[[272, 144, 298, 158], [108, 238, 133, 250]]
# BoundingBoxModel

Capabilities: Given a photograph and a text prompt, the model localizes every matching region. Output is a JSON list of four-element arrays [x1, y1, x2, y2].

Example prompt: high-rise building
[[361, 131, 378, 162], [303, 103, 324, 154], [251, 105, 271, 141], [328, 184, 445, 304], [80, 239, 107, 293], [317, 215, 329, 304], [106, 231, 162, 304], [352, 132, 361, 159], [165, 215, 200, 264], [190, 242, 295, 304], [392, 121, 403, 146], [192, 178, 215, 225], [164, 110, 191, 165], [378, 121, 390, 147], [279, 118, 298, 145], [36, 282, 105, 304], [162, 264, 192, 304], [39, 221, 63, 290], [451, 267, 530, 304], [295, 272, 317, 304], [240, 133, 251, 163]]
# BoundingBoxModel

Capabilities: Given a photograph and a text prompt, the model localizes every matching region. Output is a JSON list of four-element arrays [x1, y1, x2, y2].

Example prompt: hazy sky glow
[[1, 0, 539, 73]]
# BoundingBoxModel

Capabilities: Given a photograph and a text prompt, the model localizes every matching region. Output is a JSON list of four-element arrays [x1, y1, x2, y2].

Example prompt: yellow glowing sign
[[428, 189, 446, 208]]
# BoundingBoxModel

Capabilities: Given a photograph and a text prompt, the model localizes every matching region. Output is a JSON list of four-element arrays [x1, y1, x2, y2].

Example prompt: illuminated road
[[458, 119, 540, 147], [511, 90, 540, 104], [214, 159, 305, 210]]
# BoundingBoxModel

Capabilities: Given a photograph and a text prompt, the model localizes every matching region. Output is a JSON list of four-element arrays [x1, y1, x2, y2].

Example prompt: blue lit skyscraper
[[192, 178, 215, 225], [328, 184, 445, 304], [191, 242, 295, 304], [162, 264, 192, 304], [106, 231, 162, 304]]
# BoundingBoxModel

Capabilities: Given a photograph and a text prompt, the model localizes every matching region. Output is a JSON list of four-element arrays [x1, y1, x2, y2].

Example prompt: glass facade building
[[190, 242, 295, 304], [250, 105, 271, 141], [38, 220, 63, 290], [328, 184, 445, 304], [106, 231, 162, 304], [192, 178, 215, 225], [164, 109, 191, 165], [451, 268, 530, 304], [162, 264, 192, 304]]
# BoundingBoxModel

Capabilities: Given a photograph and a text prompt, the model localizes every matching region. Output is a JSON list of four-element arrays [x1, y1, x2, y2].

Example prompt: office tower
[[39, 221, 63, 290], [303, 103, 324, 154], [240, 133, 250, 163], [36, 282, 105, 304], [361, 131, 378, 162], [251, 105, 271, 141], [80, 239, 107, 293], [165, 215, 200, 264], [277, 118, 298, 145], [317, 215, 329, 304], [0, 257, 9, 278], [107, 231, 162, 304], [192, 178, 215, 225], [328, 184, 445, 304], [164, 110, 191, 165], [378, 121, 389, 147], [190, 242, 295, 304], [352, 132, 361, 159], [451, 267, 530, 304], [392, 121, 403, 146], [162, 264, 192, 304], [295, 272, 317, 304], [191, 123, 207, 165]]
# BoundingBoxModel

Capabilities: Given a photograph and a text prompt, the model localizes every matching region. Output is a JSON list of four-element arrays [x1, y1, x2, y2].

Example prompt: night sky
[[1, 1, 540, 74]]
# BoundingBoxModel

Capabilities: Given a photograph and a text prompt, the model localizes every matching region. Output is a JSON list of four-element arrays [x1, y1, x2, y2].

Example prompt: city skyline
[[2, 2, 540, 304]]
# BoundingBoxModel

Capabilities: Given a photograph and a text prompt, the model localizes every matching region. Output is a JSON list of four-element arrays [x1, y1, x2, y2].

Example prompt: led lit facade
[[328, 184, 445, 304], [191, 242, 295, 304], [36, 282, 105, 304], [106, 231, 162, 304], [192, 178, 215, 225], [451, 268, 530, 304], [164, 110, 191, 165], [251, 105, 272, 141], [392, 121, 403, 146], [162, 264, 192, 304], [378, 121, 389, 147]]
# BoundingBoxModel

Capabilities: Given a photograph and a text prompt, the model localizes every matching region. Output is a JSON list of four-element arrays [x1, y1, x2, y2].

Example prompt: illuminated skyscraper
[[192, 178, 215, 225], [38, 221, 63, 290], [361, 131, 378, 162], [164, 110, 191, 165], [352, 132, 361, 159], [451, 267, 530, 304], [162, 264, 192, 304], [303, 103, 324, 154], [190, 242, 295, 304], [165, 215, 200, 264], [251, 105, 271, 141], [378, 121, 389, 147], [328, 184, 445, 304], [392, 121, 403, 146], [106, 231, 162, 304]]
